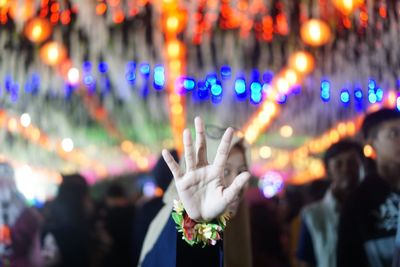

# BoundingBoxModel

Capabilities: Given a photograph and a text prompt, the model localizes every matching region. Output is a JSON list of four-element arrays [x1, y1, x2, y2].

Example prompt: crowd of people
[[0, 108, 399, 267]]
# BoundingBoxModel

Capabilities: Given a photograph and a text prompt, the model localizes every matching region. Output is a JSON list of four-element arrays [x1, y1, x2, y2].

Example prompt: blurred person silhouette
[[0, 162, 43, 267], [297, 140, 364, 267], [42, 173, 94, 267], [133, 150, 179, 266], [100, 182, 135, 267], [337, 109, 400, 267]]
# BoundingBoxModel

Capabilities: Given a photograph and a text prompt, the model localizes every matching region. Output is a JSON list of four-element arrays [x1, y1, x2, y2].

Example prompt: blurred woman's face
[[223, 146, 247, 216]]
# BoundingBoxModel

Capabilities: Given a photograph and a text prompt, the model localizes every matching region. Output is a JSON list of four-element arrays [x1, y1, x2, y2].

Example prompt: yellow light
[[346, 122, 356, 135], [280, 125, 293, 138], [329, 130, 340, 143], [259, 146, 272, 159], [289, 51, 315, 75], [24, 18, 53, 43], [0, 0, 9, 8], [31, 128, 41, 142], [337, 122, 347, 136], [257, 111, 270, 124], [121, 140, 134, 153], [363, 144, 374, 158], [300, 19, 331, 47], [137, 157, 149, 170], [39, 41, 67, 66], [284, 69, 299, 86], [7, 118, 18, 132], [167, 16, 179, 31], [276, 77, 289, 94], [245, 128, 257, 143], [171, 104, 183, 115], [333, 0, 362, 15], [167, 40, 182, 58], [169, 60, 181, 74]]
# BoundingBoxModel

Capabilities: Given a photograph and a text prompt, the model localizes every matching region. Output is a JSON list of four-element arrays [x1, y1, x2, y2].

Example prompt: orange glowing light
[[289, 51, 315, 75], [333, 0, 363, 16], [113, 10, 124, 24], [300, 19, 331, 47], [96, 3, 107, 15], [167, 40, 184, 59], [9, 0, 36, 22], [24, 17, 52, 43], [39, 41, 67, 66]]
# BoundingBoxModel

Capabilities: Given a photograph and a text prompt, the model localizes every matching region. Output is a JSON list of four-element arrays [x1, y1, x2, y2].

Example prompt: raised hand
[[162, 117, 251, 222]]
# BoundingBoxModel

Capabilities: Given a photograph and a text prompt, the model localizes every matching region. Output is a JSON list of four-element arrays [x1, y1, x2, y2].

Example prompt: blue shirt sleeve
[[296, 218, 316, 265]]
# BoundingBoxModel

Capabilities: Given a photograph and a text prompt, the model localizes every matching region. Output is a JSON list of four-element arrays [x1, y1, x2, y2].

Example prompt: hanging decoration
[[23, 17, 52, 43], [300, 19, 332, 47], [288, 51, 315, 75], [39, 41, 67, 66], [332, 0, 363, 16]]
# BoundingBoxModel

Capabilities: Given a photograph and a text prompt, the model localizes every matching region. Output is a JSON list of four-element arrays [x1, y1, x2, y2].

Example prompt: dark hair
[[106, 182, 126, 198], [51, 173, 89, 226], [361, 108, 400, 140], [323, 140, 364, 168]]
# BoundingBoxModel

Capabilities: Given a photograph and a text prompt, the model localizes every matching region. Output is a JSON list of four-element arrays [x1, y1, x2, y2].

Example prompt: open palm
[[162, 117, 251, 222]]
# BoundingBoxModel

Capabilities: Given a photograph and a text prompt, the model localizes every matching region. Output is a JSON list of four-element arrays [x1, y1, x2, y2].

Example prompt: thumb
[[222, 171, 251, 204]]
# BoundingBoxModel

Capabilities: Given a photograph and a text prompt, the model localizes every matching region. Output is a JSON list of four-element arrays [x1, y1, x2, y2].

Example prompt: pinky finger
[[222, 171, 251, 204]]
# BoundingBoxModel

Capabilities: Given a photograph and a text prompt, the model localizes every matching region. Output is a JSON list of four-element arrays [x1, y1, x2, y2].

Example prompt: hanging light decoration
[[9, 0, 37, 23], [0, 0, 10, 8], [39, 41, 67, 66], [300, 19, 331, 47], [24, 17, 52, 43], [288, 51, 315, 75], [333, 0, 363, 16]]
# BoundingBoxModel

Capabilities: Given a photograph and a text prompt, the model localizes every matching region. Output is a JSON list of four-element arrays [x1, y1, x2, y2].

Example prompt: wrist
[[171, 200, 230, 247]]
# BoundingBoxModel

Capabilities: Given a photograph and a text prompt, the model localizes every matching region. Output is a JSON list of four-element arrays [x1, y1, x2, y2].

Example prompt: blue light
[[397, 96, 400, 111], [153, 65, 165, 90], [197, 81, 209, 100], [250, 91, 262, 104], [376, 88, 383, 101], [140, 63, 150, 76], [183, 78, 196, 91], [368, 93, 377, 104], [5, 75, 12, 92], [24, 82, 32, 93], [250, 82, 262, 93], [235, 79, 246, 95], [125, 72, 136, 84], [10, 84, 18, 102], [206, 73, 218, 85], [98, 62, 108, 73], [368, 79, 376, 89], [251, 69, 260, 80], [127, 61, 136, 71], [263, 71, 274, 84], [321, 80, 330, 90], [320, 80, 330, 102], [83, 75, 95, 86], [220, 66, 231, 80], [354, 89, 363, 100], [211, 83, 222, 96], [340, 89, 350, 103], [83, 61, 92, 72]]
